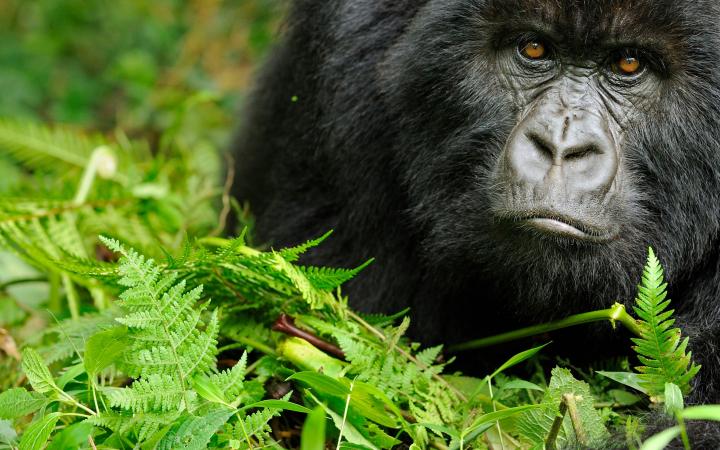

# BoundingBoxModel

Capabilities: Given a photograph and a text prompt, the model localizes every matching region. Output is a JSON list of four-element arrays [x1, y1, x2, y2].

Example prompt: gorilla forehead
[[466, 0, 720, 58]]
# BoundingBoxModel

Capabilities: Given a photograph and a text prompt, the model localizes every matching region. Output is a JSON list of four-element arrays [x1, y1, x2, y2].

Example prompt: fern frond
[[632, 248, 701, 396], [208, 352, 249, 402], [101, 237, 220, 412], [88, 409, 180, 442], [299, 258, 374, 291], [0, 118, 98, 170], [106, 374, 191, 412], [278, 230, 333, 262]]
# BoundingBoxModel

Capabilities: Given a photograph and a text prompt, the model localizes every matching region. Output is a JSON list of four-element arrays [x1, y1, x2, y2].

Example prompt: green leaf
[[639, 426, 681, 450], [84, 326, 128, 376], [56, 363, 86, 390], [632, 248, 700, 396], [464, 405, 543, 438], [681, 405, 720, 421], [501, 380, 544, 392], [315, 401, 378, 450], [288, 372, 398, 429], [19, 412, 62, 450], [608, 389, 641, 406], [516, 367, 609, 448], [491, 343, 549, 378], [0, 388, 46, 419], [21, 348, 57, 394], [46, 421, 95, 450], [241, 400, 312, 414], [301, 406, 327, 450], [664, 383, 684, 416], [0, 419, 17, 445], [421, 422, 460, 440], [156, 407, 234, 450], [288, 371, 350, 398], [191, 375, 227, 405], [598, 371, 647, 394]]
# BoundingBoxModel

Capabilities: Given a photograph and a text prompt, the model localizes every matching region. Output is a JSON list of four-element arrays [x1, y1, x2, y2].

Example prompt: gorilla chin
[[234, 0, 720, 445]]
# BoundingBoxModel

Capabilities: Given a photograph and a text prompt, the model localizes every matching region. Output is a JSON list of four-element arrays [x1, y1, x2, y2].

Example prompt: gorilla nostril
[[564, 145, 600, 161], [527, 133, 555, 160]]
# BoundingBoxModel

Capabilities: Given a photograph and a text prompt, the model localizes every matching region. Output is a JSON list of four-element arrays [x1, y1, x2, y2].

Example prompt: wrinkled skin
[[234, 1, 720, 445]]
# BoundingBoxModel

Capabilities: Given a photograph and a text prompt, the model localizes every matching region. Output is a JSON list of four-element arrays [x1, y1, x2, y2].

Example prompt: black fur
[[234, 1, 720, 446]]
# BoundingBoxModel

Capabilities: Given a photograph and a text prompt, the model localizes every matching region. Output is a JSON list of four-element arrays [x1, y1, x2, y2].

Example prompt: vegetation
[[0, 2, 719, 449]]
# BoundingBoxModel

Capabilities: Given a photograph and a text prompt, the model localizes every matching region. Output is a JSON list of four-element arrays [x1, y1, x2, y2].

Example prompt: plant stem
[[62, 274, 80, 320], [0, 277, 47, 291], [73, 146, 116, 205], [545, 395, 568, 450], [235, 336, 277, 356], [448, 303, 641, 353], [564, 394, 587, 446]]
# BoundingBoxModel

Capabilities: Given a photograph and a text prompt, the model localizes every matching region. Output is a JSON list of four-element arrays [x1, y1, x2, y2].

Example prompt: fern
[[100, 236, 219, 412], [300, 259, 374, 291], [0, 118, 96, 170], [632, 248, 700, 396]]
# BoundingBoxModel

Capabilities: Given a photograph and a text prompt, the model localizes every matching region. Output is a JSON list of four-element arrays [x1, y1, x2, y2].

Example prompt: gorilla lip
[[517, 214, 614, 243]]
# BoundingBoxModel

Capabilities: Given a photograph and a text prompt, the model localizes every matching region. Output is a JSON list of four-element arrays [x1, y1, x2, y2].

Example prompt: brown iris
[[616, 56, 641, 75], [521, 41, 547, 60]]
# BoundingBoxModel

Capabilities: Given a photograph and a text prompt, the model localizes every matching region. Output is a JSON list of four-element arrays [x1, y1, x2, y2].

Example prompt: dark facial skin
[[234, 0, 720, 444]]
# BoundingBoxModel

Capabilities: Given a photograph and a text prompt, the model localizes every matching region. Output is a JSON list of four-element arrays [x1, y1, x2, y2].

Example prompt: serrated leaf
[[156, 407, 233, 450], [21, 348, 57, 394], [632, 248, 700, 396], [0, 388, 46, 420], [516, 368, 609, 448]]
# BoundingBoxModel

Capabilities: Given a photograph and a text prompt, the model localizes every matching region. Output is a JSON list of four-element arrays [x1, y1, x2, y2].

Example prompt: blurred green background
[[0, 0, 284, 142]]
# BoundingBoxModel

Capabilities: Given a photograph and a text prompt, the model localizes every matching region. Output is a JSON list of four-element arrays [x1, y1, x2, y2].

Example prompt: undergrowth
[[0, 119, 717, 450]]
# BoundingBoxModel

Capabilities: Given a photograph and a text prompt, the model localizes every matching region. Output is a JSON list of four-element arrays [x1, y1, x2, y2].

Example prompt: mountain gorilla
[[234, 0, 720, 444]]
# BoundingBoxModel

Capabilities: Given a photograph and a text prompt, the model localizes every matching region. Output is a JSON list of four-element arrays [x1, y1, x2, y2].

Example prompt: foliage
[[631, 248, 700, 397], [0, 117, 706, 449]]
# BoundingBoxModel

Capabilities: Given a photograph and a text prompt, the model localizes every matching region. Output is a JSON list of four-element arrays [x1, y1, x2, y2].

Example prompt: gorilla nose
[[505, 113, 618, 195]]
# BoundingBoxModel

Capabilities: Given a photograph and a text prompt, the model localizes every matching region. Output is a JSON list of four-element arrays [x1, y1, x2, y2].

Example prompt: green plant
[[0, 117, 708, 450]]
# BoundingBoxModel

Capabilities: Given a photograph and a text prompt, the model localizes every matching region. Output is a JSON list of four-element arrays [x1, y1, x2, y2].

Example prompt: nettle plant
[[0, 119, 716, 450]]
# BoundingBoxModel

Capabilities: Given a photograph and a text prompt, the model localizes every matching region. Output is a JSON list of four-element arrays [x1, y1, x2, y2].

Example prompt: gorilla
[[233, 0, 720, 443]]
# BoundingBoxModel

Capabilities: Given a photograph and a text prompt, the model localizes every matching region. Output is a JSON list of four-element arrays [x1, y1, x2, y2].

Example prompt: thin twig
[[272, 314, 345, 359], [545, 396, 569, 450], [211, 152, 236, 236], [564, 394, 587, 446]]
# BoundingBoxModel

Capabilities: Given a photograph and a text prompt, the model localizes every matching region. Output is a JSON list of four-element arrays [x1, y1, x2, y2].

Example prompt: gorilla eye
[[612, 54, 643, 77], [519, 40, 548, 60]]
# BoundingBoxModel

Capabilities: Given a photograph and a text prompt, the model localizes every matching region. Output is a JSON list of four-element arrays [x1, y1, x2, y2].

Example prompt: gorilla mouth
[[515, 213, 616, 243]]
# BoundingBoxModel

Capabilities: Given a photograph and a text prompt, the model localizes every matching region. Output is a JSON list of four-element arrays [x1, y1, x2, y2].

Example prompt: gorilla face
[[382, 0, 720, 312]]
